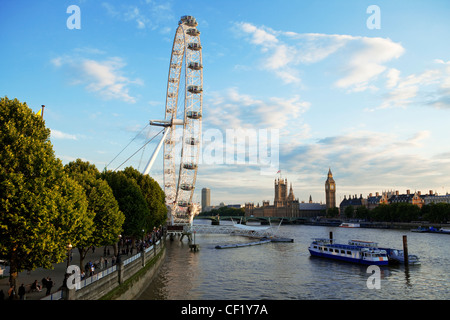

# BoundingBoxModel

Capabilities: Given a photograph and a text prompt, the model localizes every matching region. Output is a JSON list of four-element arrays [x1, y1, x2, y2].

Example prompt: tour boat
[[308, 238, 389, 265], [339, 223, 360, 228]]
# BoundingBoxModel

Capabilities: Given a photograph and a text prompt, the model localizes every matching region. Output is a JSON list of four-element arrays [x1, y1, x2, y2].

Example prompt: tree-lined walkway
[[0, 246, 115, 300]]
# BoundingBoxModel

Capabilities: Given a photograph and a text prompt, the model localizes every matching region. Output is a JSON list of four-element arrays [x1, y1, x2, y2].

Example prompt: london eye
[[142, 15, 203, 231]]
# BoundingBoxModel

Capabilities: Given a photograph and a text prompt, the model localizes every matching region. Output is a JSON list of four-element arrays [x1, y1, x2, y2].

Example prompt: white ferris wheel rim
[[163, 16, 202, 226]]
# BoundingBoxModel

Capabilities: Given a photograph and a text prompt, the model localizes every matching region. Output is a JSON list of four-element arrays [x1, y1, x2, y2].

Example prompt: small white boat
[[339, 223, 360, 228], [388, 249, 421, 265]]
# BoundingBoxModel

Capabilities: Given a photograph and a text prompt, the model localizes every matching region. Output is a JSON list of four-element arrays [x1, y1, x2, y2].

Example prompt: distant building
[[325, 169, 336, 210], [340, 189, 437, 214], [388, 190, 424, 208], [366, 192, 389, 210], [202, 188, 211, 212], [245, 178, 299, 218], [299, 196, 326, 218], [423, 191, 450, 205], [340, 194, 366, 217]]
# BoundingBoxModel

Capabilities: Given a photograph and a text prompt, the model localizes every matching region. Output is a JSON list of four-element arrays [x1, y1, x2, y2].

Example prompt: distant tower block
[[202, 188, 210, 211], [325, 168, 336, 209]]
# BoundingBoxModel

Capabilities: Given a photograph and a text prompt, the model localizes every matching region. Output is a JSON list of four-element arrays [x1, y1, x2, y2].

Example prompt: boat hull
[[308, 249, 389, 265]]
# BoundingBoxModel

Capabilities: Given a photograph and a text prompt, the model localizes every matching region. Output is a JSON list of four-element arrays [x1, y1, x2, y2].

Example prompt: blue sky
[[1, 0, 450, 206]]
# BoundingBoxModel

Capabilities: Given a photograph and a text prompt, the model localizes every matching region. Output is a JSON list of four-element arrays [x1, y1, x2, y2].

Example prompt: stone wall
[[63, 239, 166, 300]]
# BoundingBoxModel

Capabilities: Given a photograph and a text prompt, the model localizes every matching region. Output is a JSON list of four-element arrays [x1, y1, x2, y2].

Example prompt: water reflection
[[138, 222, 450, 300]]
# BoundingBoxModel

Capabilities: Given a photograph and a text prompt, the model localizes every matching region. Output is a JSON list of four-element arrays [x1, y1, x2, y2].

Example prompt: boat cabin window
[[346, 251, 351, 255]]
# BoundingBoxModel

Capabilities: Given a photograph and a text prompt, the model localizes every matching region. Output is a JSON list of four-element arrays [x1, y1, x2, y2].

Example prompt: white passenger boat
[[308, 238, 389, 265], [339, 223, 360, 228]]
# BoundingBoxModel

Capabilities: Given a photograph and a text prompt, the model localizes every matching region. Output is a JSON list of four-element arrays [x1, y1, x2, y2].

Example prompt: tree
[[123, 167, 167, 231], [326, 207, 339, 218], [65, 159, 125, 269], [0, 97, 92, 291], [102, 170, 149, 241], [355, 206, 369, 220], [344, 205, 355, 219], [422, 203, 450, 223]]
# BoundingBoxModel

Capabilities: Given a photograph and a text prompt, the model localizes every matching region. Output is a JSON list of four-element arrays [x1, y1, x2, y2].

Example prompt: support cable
[[113, 128, 164, 171]]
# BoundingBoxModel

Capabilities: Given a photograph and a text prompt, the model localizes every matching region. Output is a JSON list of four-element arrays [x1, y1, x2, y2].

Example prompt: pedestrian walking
[[18, 284, 25, 300], [41, 277, 48, 290], [45, 277, 53, 295], [8, 285, 15, 300]]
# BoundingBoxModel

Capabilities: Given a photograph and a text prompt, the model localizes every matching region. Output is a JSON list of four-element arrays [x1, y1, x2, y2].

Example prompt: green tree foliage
[[65, 159, 125, 269], [422, 203, 450, 223], [326, 207, 339, 218], [199, 206, 245, 217], [123, 167, 167, 230], [344, 205, 355, 219], [0, 97, 92, 289], [102, 170, 149, 240], [355, 206, 369, 220], [370, 203, 420, 222]]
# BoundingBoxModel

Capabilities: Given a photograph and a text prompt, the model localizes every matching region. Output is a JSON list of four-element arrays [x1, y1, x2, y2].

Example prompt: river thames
[[137, 220, 450, 300]]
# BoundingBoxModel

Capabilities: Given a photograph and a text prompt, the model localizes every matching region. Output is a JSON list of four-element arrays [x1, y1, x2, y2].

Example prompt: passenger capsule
[[186, 28, 200, 36], [181, 183, 194, 191], [178, 201, 191, 207], [188, 62, 202, 70], [188, 43, 201, 51], [186, 111, 202, 119], [185, 137, 199, 145], [187, 85, 202, 94], [183, 163, 198, 170]]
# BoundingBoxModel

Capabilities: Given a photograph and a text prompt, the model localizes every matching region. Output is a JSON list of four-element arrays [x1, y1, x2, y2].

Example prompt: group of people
[[118, 226, 164, 256], [1, 277, 53, 300], [1, 226, 165, 300]]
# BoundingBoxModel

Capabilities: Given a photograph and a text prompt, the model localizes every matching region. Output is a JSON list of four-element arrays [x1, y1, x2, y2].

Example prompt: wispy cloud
[[369, 60, 450, 111], [50, 129, 78, 140], [51, 53, 142, 103], [282, 129, 450, 198], [102, 1, 174, 32], [235, 22, 404, 91], [205, 87, 310, 136]]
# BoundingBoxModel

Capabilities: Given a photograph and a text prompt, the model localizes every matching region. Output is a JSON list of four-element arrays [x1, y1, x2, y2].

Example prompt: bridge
[[194, 215, 309, 225]]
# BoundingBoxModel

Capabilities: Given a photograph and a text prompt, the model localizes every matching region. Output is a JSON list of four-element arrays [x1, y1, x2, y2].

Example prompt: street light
[[66, 242, 72, 268]]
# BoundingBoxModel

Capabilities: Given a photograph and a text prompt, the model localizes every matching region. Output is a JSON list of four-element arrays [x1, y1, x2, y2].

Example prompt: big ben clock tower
[[325, 168, 336, 210]]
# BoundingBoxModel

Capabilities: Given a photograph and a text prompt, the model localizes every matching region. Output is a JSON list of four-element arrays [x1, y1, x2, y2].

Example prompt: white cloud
[[51, 54, 142, 103], [51, 129, 78, 140], [102, 1, 174, 31], [334, 37, 404, 91], [282, 129, 450, 201], [235, 22, 405, 91], [205, 87, 309, 131], [373, 61, 448, 110]]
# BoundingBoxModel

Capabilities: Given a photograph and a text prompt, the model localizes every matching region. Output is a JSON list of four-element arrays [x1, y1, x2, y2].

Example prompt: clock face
[[331, 185, 334, 190]]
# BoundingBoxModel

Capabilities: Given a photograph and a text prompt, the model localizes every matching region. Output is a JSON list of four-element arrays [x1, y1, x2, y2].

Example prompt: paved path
[[0, 246, 118, 300]]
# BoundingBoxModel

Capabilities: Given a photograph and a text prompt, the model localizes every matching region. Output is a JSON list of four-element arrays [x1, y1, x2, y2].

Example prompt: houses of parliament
[[244, 169, 336, 218]]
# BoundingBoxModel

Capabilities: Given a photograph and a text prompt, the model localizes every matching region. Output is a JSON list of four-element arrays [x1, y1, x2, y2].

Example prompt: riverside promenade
[[0, 246, 120, 301]]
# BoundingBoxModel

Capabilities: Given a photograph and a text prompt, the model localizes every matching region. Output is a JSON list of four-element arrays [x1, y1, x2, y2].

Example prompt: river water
[[137, 220, 450, 300]]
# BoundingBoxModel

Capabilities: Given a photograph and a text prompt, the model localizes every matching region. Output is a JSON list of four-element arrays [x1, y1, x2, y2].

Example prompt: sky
[[1, 0, 450, 207]]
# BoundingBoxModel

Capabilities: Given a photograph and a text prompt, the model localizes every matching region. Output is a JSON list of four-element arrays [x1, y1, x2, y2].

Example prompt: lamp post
[[66, 243, 72, 268]]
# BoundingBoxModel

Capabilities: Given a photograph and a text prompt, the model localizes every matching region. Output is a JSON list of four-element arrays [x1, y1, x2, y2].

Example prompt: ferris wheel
[[143, 15, 202, 229]]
